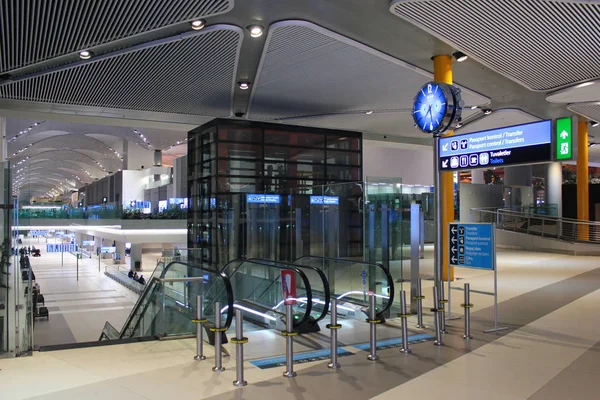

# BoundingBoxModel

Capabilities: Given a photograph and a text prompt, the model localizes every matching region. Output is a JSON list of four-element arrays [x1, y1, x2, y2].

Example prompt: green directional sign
[[556, 117, 572, 160]]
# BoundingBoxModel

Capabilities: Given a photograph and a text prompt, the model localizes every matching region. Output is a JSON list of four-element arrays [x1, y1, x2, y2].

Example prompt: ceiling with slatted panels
[[4, 0, 600, 198]]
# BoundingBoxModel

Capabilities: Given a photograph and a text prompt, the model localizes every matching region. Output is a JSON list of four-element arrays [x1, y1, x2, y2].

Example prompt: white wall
[[363, 140, 433, 185], [121, 170, 146, 207]]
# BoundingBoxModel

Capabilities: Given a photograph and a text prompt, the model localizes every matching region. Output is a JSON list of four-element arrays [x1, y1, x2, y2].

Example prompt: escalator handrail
[[220, 258, 314, 329], [250, 258, 330, 323], [160, 260, 235, 330], [293, 255, 395, 319], [118, 278, 161, 339]]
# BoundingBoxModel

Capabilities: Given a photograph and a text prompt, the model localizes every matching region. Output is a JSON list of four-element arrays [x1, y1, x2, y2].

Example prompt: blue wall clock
[[413, 82, 462, 135]]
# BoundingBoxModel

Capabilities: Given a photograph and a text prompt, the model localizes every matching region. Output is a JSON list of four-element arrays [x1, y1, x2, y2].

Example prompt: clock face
[[413, 83, 449, 134]]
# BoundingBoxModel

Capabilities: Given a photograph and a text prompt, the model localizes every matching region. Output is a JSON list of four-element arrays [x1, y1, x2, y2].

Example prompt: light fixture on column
[[483, 109, 492, 115], [452, 51, 468, 62], [591, 121, 599, 127]]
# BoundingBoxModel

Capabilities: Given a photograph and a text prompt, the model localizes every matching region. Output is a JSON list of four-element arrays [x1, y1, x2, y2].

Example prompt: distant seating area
[[104, 267, 145, 295]]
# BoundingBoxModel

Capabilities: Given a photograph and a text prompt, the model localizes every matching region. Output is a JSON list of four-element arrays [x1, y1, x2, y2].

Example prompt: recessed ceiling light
[[365, 111, 373, 115], [591, 121, 599, 127], [191, 19, 205, 30], [452, 51, 468, 62], [456, 123, 463, 128], [79, 50, 92, 60], [238, 81, 250, 90], [483, 109, 492, 115], [576, 81, 595, 89], [248, 25, 264, 38], [470, 105, 479, 110]]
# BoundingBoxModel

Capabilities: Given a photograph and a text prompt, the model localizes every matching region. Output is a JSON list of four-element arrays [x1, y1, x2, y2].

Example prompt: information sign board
[[448, 223, 494, 270], [309, 196, 340, 205], [281, 270, 297, 305], [439, 120, 552, 171], [555, 117, 573, 160], [246, 194, 281, 204]]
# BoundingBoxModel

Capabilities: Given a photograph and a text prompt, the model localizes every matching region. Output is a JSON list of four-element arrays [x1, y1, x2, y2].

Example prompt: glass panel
[[218, 142, 262, 160], [326, 150, 360, 166], [264, 129, 325, 148], [265, 146, 324, 164], [326, 135, 361, 151], [218, 126, 262, 142]]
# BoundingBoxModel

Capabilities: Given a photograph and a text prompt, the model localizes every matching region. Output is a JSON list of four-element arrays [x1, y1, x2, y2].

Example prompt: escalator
[[219, 259, 322, 333], [100, 260, 234, 343], [293, 256, 395, 322]]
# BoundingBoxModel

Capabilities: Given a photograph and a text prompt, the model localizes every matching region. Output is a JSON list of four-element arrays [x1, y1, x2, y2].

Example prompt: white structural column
[[471, 170, 485, 184], [130, 245, 143, 271], [545, 162, 563, 217], [115, 241, 126, 265], [123, 140, 155, 170], [94, 235, 103, 256]]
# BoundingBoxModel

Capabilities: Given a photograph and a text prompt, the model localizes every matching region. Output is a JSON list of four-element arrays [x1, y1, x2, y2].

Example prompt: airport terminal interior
[[1, 1, 600, 399]]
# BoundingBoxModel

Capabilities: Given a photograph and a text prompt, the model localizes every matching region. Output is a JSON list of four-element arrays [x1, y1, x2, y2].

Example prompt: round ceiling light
[[248, 25, 264, 38], [79, 50, 92, 60], [483, 109, 493, 115], [238, 81, 250, 90], [365, 111, 373, 115], [191, 20, 205, 30]]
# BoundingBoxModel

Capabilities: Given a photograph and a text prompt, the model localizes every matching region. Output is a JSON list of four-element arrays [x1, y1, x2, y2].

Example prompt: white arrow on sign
[[451, 226, 457, 234], [451, 256, 457, 263], [560, 130, 569, 140], [451, 237, 457, 244], [442, 143, 449, 151], [451, 248, 457, 254], [442, 160, 449, 168]]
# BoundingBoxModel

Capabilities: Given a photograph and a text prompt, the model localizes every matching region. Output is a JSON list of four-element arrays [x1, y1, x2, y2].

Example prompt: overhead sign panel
[[448, 223, 494, 270], [309, 196, 339, 205], [246, 194, 281, 204], [555, 117, 573, 160], [439, 120, 552, 171]]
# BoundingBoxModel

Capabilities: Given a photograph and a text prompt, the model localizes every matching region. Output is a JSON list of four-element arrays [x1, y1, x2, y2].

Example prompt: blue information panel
[[246, 194, 281, 204], [309, 196, 339, 205], [439, 120, 552, 171], [449, 223, 494, 270]]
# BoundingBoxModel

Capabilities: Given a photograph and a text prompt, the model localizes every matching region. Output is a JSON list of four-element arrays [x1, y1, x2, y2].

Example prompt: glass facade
[[187, 119, 362, 269]]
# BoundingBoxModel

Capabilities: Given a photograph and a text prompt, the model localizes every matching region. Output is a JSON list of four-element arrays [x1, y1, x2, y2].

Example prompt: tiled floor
[[22, 239, 155, 347], [1, 249, 599, 399]]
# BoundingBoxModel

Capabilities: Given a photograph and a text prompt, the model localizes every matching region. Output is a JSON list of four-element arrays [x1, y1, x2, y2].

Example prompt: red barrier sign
[[281, 270, 297, 305]]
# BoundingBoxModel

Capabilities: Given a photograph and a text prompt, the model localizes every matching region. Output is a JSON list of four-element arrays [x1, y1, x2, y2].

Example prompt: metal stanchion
[[399, 291, 411, 353], [439, 283, 447, 333], [282, 303, 297, 378], [461, 283, 473, 340], [232, 309, 248, 387], [211, 301, 226, 372], [367, 293, 380, 361], [431, 286, 443, 346], [193, 295, 207, 361], [413, 278, 425, 328], [327, 299, 341, 369]]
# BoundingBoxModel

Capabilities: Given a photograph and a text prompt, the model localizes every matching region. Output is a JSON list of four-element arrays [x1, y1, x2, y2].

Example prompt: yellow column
[[577, 120, 589, 240], [433, 55, 455, 281]]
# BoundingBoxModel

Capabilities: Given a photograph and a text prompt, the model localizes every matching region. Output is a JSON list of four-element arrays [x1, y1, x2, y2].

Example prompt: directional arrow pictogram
[[451, 256, 458, 263], [451, 226, 457, 234], [442, 160, 449, 168], [560, 130, 569, 140]]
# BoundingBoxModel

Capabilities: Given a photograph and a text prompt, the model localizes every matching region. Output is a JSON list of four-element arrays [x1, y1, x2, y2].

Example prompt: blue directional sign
[[439, 120, 552, 171], [449, 223, 494, 270], [246, 194, 281, 204], [309, 196, 340, 205]]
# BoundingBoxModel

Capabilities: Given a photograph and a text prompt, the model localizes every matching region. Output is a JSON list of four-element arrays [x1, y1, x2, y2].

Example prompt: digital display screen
[[439, 120, 552, 171], [246, 194, 281, 204], [309, 196, 340, 205]]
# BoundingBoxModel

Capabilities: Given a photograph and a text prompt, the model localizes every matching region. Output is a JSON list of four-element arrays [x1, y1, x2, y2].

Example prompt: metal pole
[[433, 134, 443, 300], [233, 309, 247, 387], [439, 282, 447, 333], [367, 293, 379, 361], [328, 299, 341, 369], [76, 255, 79, 281], [193, 295, 206, 361], [212, 301, 225, 372], [399, 291, 411, 353], [98, 253, 101, 272], [283, 303, 297, 377], [462, 283, 473, 339], [61, 246, 63, 266], [414, 278, 425, 328], [432, 286, 443, 346], [484, 224, 507, 333]]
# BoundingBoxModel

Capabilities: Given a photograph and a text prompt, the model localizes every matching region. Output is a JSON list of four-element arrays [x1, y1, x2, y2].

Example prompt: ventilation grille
[[248, 21, 489, 120], [568, 103, 600, 123], [390, 0, 600, 91], [0, 28, 241, 116], [0, 0, 233, 74]]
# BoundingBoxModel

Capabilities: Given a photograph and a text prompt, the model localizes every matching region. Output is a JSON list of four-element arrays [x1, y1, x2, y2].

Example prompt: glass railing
[[100, 260, 234, 341], [17, 206, 187, 220], [293, 256, 395, 321], [220, 259, 314, 332]]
